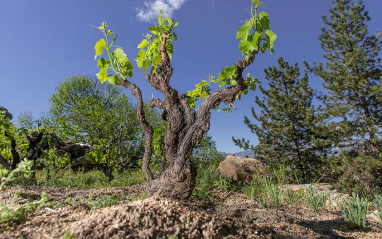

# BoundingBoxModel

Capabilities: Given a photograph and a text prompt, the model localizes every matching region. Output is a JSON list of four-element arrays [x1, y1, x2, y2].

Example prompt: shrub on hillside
[[327, 153, 382, 198]]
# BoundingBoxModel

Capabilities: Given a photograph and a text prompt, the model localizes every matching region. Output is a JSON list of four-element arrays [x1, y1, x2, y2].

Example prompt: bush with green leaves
[[326, 153, 382, 198], [340, 192, 370, 228], [47, 76, 165, 178], [0, 192, 55, 224], [0, 111, 25, 171], [0, 159, 33, 190]]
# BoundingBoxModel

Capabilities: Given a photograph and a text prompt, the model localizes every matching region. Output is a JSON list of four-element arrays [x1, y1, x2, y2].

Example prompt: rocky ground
[[0, 184, 381, 239]]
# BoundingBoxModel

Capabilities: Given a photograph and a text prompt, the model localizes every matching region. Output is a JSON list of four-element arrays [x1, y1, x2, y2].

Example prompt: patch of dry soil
[[0, 186, 381, 239]]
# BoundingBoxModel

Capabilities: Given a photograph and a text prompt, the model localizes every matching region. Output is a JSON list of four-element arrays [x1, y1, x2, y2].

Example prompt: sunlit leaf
[[113, 48, 128, 64], [240, 40, 255, 54], [94, 39, 106, 60], [251, 31, 262, 50], [137, 39, 149, 49], [266, 30, 277, 52], [236, 21, 252, 40], [107, 75, 120, 85], [225, 66, 238, 79], [96, 58, 110, 83]]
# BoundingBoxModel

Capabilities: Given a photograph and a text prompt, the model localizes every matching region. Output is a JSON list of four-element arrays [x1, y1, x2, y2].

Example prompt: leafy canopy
[[186, 0, 275, 111], [237, 0, 277, 56], [93, 22, 134, 85], [135, 10, 179, 74]]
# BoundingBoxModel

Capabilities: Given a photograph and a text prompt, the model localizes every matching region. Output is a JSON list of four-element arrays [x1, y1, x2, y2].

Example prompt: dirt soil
[[0, 184, 381, 239]]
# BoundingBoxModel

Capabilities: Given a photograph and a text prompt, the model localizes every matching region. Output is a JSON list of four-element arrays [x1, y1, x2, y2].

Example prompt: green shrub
[[327, 153, 382, 198], [0, 192, 56, 224], [340, 192, 370, 228], [303, 185, 329, 212], [1, 160, 33, 190]]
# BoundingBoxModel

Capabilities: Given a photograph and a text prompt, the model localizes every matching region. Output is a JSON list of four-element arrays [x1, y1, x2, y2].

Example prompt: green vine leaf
[[138, 39, 149, 49], [135, 12, 179, 74], [172, 32, 178, 42], [236, 1, 277, 55], [113, 48, 128, 64], [251, 31, 262, 50], [236, 21, 252, 41], [239, 40, 256, 55], [266, 30, 277, 52], [96, 58, 110, 83], [107, 75, 120, 85], [94, 39, 106, 59], [259, 11, 270, 29]]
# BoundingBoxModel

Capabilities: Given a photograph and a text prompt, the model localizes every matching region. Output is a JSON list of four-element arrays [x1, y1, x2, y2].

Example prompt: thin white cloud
[[136, 0, 188, 22], [211, 1, 215, 10]]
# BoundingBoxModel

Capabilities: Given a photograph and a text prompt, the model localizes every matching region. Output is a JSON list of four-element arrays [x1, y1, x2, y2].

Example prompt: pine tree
[[306, 0, 382, 155], [233, 57, 329, 182]]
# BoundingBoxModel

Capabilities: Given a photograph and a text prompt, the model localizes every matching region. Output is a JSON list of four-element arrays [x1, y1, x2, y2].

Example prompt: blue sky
[[0, 0, 381, 153]]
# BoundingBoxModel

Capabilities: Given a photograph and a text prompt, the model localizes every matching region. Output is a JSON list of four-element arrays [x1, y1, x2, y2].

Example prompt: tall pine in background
[[233, 57, 329, 182], [306, 0, 382, 155]]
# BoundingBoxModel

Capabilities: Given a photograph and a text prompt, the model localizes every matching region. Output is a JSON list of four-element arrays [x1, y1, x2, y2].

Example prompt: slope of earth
[[0, 185, 381, 239]]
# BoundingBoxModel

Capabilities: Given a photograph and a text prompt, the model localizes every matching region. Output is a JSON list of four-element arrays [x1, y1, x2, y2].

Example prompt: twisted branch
[[120, 80, 154, 181]]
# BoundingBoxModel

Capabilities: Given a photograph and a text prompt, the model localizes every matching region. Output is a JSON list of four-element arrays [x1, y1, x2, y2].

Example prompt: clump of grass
[[242, 179, 262, 200], [63, 232, 76, 239], [66, 192, 148, 210], [243, 176, 281, 208], [191, 165, 216, 200], [109, 170, 145, 187], [87, 194, 120, 210], [303, 185, 329, 212], [0, 192, 57, 224], [282, 188, 304, 206], [191, 162, 241, 200], [373, 194, 382, 225], [262, 178, 282, 207], [340, 192, 370, 229]]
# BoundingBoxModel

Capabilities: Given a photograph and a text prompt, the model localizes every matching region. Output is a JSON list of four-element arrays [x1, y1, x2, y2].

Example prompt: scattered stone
[[216, 156, 264, 184]]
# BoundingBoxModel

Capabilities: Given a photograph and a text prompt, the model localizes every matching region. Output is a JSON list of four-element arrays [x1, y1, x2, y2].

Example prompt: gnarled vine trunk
[[119, 33, 258, 199]]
